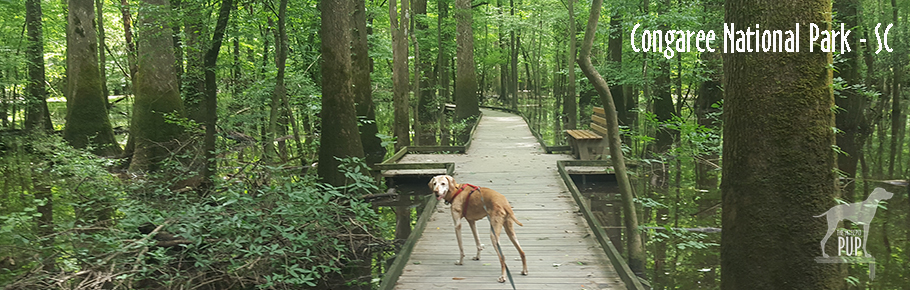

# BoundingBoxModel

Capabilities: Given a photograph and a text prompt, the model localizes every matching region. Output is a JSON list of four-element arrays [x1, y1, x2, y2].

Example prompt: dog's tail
[[812, 211, 827, 218], [506, 206, 523, 226]]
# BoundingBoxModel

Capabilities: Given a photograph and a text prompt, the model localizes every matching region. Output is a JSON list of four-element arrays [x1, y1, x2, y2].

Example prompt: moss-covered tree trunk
[[454, 0, 478, 122], [64, 0, 122, 156], [721, 0, 841, 288], [129, 0, 186, 172], [352, 0, 386, 165], [25, 0, 52, 132], [578, 0, 646, 277], [318, 0, 365, 187], [390, 0, 410, 151]]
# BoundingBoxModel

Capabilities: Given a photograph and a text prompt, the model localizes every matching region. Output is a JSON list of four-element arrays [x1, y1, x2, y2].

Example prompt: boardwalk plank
[[392, 109, 623, 290]]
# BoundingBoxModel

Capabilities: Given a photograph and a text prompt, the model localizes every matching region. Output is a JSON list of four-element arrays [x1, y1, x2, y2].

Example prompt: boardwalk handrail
[[377, 162, 455, 290], [377, 111, 484, 162], [557, 160, 648, 290]]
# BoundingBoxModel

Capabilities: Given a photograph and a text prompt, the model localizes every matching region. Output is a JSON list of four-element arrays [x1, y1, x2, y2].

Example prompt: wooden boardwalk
[[392, 109, 624, 290]]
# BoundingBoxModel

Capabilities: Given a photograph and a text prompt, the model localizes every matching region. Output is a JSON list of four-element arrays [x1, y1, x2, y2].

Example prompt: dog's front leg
[[468, 220, 484, 260], [452, 214, 466, 265]]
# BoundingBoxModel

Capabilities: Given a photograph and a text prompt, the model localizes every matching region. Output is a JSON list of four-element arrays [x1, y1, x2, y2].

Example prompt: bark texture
[[390, 0, 411, 150], [64, 0, 122, 156], [129, 0, 186, 172], [25, 0, 52, 132], [454, 0, 478, 122], [318, 0, 365, 187], [721, 0, 841, 288], [353, 0, 386, 164]]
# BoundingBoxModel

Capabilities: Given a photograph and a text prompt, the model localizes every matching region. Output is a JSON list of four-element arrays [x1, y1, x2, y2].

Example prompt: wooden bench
[[565, 107, 609, 160]]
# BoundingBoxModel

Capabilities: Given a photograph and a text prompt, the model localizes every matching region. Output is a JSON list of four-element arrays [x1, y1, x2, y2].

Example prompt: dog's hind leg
[[503, 218, 528, 276], [489, 216, 507, 283], [468, 220, 484, 260]]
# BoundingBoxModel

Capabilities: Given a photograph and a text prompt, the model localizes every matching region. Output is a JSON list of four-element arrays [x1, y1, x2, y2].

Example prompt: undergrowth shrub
[[2, 133, 389, 289]]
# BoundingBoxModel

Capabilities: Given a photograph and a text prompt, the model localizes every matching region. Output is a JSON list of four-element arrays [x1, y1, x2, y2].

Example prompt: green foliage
[[0, 133, 389, 289]]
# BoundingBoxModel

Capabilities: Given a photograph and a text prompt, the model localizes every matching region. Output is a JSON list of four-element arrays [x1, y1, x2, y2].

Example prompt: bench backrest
[[590, 107, 608, 136]]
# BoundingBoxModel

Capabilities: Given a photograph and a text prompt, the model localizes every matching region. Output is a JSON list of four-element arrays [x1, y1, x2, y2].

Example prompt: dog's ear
[[428, 176, 436, 189], [445, 175, 456, 191]]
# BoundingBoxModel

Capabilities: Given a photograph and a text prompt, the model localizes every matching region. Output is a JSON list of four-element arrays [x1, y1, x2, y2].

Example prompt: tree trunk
[[95, 0, 109, 98], [695, 51, 722, 190], [183, 0, 206, 124], [608, 13, 627, 127], [353, 0, 386, 164], [201, 0, 233, 182], [578, 0, 646, 277], [129, 0, 186, 172], [887, 0, 902, 178], [454, 0, 478, 122], [437, 0, 451, 105], [833, 0, 864, 201], [721, 0, 841, 288], [120, 0, 137, 83], [25, 0, 52, 132], [509, 0, 518, 111], [564, 0, 577, 130], [390, 0, 411, 151], [318, 0, 365, 187], [64, 0, 122, 156], [415, 0, 437, 146]]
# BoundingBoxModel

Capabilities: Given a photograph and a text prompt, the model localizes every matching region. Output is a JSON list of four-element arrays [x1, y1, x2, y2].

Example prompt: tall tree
[[608, 12, 629, 128], [578, 0, 646, 277], [509, 0, 518, 111], [318, 0, 365, 187], [415, 0, 437, 145], [721, 0, 841, 288], [95, 0, 109, 98], [64, 0, 122, 156], [267, 0, 288, 163], [25, 0, 52, 131], [437, 0, 451, 104], [183, 0, 207, 123], [201, 0, 234, 182], [454, 0, 478, 122], [887, 0, 903, 178], [129, 0, 186, 172], [564, 0, 577, 129], [833, 0, 864, 201], [353, 0, 386, 164], [390, 0, 411, 150]]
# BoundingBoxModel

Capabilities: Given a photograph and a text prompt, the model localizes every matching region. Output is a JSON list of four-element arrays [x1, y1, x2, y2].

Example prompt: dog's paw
[[472, 256, 480, 260], [521, 270, 528, 276], [498, 276, 506, 283], [454, 261, 463, 265]]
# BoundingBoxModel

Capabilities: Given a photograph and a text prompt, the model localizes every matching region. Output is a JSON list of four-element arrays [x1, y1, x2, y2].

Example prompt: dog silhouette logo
[[814, 187, 893, 258]]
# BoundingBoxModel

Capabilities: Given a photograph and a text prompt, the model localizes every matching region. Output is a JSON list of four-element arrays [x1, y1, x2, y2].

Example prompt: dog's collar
[[445, 184, 480, 205]]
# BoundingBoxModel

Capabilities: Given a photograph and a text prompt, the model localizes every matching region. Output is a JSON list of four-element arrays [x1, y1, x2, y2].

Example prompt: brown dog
[[429, 175, 528, 283]]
